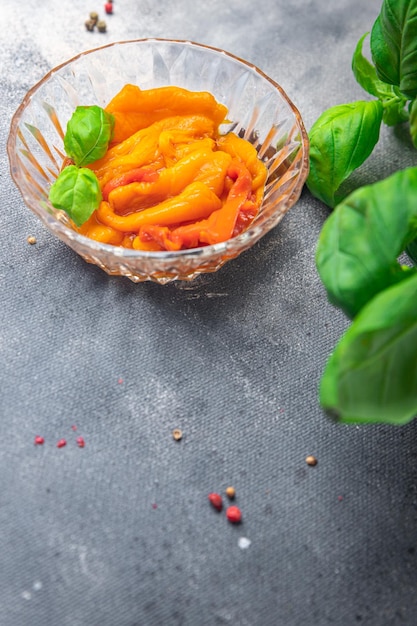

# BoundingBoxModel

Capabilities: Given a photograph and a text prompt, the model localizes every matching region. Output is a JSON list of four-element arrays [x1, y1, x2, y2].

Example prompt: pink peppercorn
[[56, 439, 67, 448], [226, 506, 242, 524], [76, 436, 85, 448], [34, 436, 44, 445], [208, 493, 223, 512]]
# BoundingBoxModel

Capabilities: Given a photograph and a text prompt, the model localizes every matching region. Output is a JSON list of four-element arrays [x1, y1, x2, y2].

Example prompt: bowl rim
[[7, 37, 310, 261]]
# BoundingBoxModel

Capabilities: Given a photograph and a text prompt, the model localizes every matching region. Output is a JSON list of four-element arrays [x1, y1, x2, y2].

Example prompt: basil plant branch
[[307, 0, 417, 425]]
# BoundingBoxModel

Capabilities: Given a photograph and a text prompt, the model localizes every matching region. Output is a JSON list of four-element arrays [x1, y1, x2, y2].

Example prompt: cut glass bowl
[[7, 39, 309, 284]]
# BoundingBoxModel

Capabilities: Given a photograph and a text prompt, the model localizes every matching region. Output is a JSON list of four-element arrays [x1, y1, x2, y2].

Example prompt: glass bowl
[[7, 39, 309, 284]]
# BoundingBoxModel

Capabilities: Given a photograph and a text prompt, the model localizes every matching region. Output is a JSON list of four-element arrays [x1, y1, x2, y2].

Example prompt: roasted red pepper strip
[[102, 167, 159, 201]]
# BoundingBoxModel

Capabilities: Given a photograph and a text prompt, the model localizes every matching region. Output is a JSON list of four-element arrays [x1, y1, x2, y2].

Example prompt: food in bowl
[[48, 84, 268, 252], [7, 39, 309, 283]]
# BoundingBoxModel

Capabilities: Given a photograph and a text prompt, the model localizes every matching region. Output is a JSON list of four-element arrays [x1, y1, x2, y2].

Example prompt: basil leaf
[[320, 272, 417, 425], [48, 165, 102, 226], [370, 0, 417, 98], [307, 100, 383, 208], [352, 33, 388, 99], [410, 98, 417, 149], [352, 33, 409, 126], [64, 105, 114, 167], [316, 166, 417, 319]]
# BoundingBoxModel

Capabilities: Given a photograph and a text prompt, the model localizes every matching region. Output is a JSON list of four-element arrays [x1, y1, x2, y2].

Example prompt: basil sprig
[[371, 0, 417, 99], [48, 105, 114, 226], [309, 0, 417, 425], [317, 167, 417, 425], [48, 165, 102, 227], [64, 105, 114, 167], [316, 167, 417, 319], [308, 100, 383, 207], [320, 271, 417, 426], [306, 0, 417, 208]]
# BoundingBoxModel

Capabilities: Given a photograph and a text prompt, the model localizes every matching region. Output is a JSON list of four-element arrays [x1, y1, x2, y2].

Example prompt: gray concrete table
[[1, 1, 417, 625]]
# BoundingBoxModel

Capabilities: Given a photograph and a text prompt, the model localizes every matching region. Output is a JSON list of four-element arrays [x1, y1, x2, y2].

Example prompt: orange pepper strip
[[97, 181, 222, 233], [217, 133, 268, 199], [191, 150, 231, 197], [102, 167, 159, 201], [187, 160, 254, 245], [105, 84, 228, 143], [158, 132, 216, 167], [121, 234, 134, 248], [108, 148, 229, 214], [166, 137, 216, 164], [90, 115, 217, 186], [139, 159, 254, 250], [90, 133, 161, 188], [131, 236, 164, 252], [78, 214, 124, 245]]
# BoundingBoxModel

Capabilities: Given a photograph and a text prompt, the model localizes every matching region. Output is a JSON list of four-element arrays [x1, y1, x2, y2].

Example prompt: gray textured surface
[[2, 1, 417, 625]]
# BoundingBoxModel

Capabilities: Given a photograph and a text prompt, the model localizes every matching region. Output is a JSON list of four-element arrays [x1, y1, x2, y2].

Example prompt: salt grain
[[238, 537, 251, 550]]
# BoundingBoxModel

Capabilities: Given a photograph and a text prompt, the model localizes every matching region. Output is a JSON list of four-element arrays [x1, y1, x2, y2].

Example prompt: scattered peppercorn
[[172, 428, 183, 441], [226, 505, 242, 524], [208, 493, 223, 512], [104, 2, 113, 14], [27, 235, 37, 245], [225, 486, 236, 499], [90, 11, 99, 24], [97, 20, 107, 32], [85, 19, 96, 32], [76, 436, 85, 448], [34, 436, 44, 445], [56, 439, 67, 448], [306, 455, 318, 466]]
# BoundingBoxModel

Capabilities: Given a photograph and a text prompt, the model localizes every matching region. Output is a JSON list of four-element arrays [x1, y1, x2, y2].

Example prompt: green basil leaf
[[370, 0, 417, 98], [352, 33, 409, 126], [320, 272, 417, 425], [352, 33, 388, 98], [410, 98, 417, 148], [316, 166, 417, 319], [48, 165, 102, 226], [307, 100, 383, 208], [64, 105, 114, 167]]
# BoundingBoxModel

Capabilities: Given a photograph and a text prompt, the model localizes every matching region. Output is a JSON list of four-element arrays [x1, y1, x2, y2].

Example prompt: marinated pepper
[[77, 84, 268, 250]]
